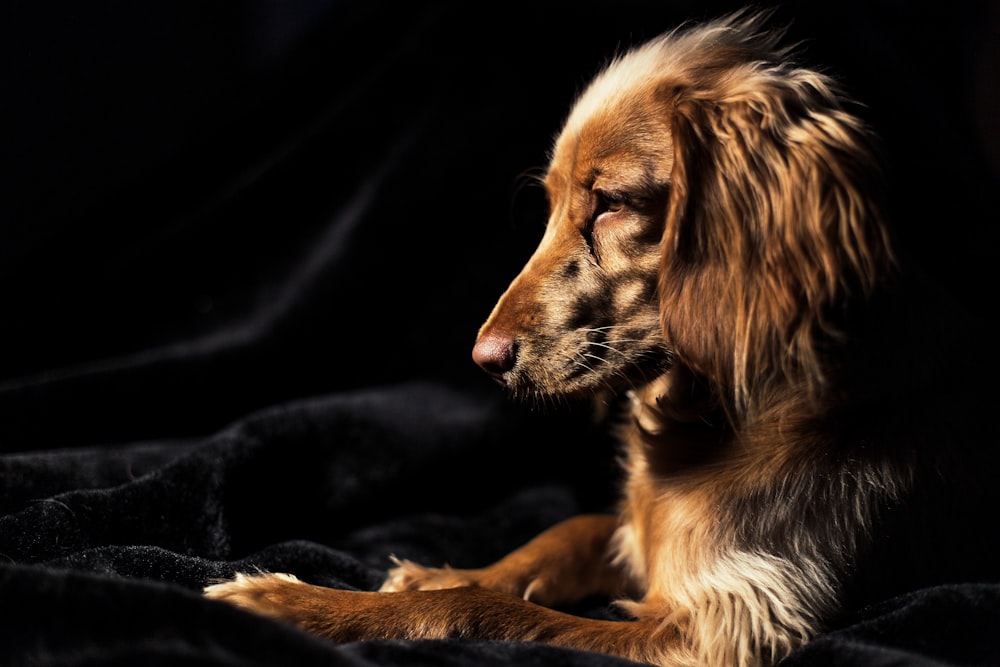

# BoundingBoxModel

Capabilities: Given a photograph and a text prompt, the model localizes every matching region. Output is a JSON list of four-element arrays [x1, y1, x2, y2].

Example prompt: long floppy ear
[[657, 41, 896, 414]]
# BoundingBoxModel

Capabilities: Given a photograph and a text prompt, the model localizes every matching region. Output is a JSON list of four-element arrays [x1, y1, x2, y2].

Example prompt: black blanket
[[3, 2, 999, 665]]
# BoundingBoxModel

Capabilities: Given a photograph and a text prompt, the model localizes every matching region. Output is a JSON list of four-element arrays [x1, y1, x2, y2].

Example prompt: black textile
[[3, 2, 999, 665]]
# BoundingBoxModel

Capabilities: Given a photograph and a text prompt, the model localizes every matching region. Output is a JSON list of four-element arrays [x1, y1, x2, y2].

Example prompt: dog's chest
[[612, 390, 728, 591]]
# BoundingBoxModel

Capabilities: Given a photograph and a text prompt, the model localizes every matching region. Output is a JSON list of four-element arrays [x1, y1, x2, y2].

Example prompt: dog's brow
[[592, 163, 666, 198]]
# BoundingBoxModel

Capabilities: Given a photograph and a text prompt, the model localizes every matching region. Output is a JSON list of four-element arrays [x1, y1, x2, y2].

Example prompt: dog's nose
[[472, 332, 518, 380]]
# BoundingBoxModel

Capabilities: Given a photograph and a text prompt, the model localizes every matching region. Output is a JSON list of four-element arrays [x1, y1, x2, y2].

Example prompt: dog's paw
[[379, 557, 481, 593], [205, 572, 382, 642], [379, 556, 552, 603], [204, 572, 308, 618]]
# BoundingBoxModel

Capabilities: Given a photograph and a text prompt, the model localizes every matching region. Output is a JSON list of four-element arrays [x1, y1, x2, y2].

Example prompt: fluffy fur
[[205, 11, 998, 666]]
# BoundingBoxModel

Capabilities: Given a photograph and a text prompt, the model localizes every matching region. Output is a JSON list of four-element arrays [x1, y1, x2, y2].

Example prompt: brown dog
[[205, 11, 998, 666]]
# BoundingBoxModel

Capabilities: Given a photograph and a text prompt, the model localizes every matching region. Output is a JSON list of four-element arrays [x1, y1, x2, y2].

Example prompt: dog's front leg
[[380, 513, 630, 607], [205, 572, 667, 664]]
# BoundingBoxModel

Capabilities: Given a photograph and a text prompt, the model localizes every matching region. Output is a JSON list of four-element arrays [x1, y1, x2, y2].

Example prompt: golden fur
[[205, 11, 998, 666]]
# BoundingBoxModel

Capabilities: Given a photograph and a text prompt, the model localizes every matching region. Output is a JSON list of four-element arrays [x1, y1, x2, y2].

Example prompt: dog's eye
[[596, 191, 628, 216], [582, 191, 630, 260]]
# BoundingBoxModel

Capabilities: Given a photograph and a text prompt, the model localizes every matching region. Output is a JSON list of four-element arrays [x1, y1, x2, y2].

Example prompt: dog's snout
[[472, 331, 518, 381]]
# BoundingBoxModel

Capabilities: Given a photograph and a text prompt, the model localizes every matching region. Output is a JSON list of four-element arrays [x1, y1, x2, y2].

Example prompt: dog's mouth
[[473, 330, 675, 403]]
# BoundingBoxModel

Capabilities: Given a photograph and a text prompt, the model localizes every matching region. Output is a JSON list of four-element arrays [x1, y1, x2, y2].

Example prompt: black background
[[4, 0, 997, 450]]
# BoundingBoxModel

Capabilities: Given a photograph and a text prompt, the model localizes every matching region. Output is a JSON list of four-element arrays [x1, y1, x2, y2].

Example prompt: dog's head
[[473, 11, 895, 412]]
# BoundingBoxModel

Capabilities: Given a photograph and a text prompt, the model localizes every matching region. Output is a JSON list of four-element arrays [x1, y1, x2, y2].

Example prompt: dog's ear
[[657, 61, 895, 412]]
